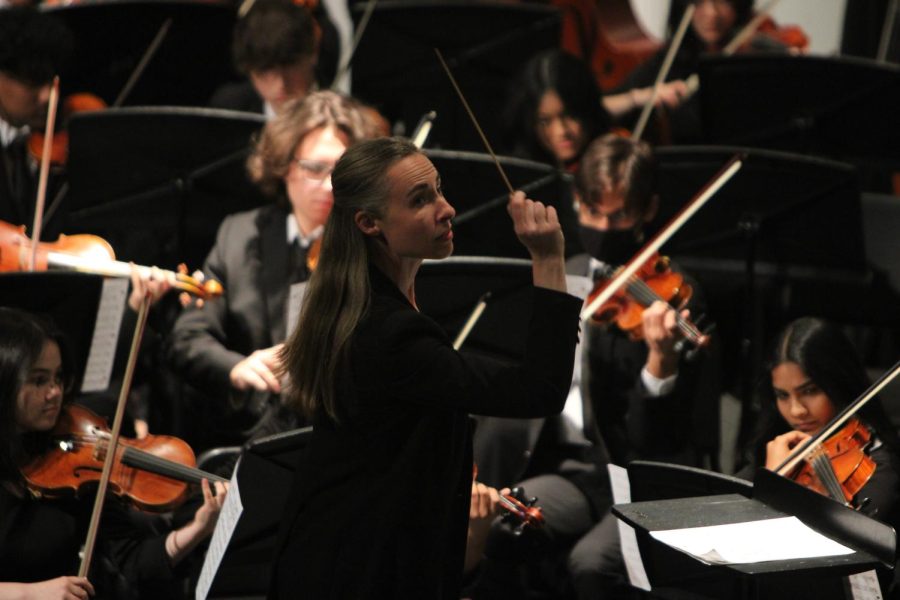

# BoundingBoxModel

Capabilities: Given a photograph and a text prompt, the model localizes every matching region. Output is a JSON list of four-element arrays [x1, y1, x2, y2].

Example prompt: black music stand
[[46, 0, 236, 107], [425, 149, 580, 259], [65, 107, 267, 270], [698, 55, 900, 171], [415, 257, 537, 362], [350, 1, 560, 152], [0, 272, 106, 391], [201, 426, 313, 600], [613, 468, 896, 600], [648, 146, 867, 436]]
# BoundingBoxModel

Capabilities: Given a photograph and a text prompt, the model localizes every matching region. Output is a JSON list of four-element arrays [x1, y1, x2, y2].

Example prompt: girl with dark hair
[[502, 49, 612, 170], [0, 308, 227, 599], [746, 317, 900, 527], [269, 137, 582, 598]]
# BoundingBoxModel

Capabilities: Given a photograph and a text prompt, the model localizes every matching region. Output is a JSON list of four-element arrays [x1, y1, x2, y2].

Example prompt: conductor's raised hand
[[508, 191, 567, 292], [507, 191, 564, 260]]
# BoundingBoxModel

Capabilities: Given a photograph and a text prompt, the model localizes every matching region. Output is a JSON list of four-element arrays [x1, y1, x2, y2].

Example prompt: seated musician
[[605, 0, 798, 143], [470, 134, 720, 599], [168, 91, 379, 451], [210, 0, 335, 118], [0, 7, 72, 240], [742, 316, 900, 526], [738, 316, 900, 598], [0, 307, 227, 600], [501, 49, 612, 172]]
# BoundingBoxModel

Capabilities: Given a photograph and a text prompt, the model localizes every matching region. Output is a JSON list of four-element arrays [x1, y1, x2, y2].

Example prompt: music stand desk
[[613, 468, 894, 580]]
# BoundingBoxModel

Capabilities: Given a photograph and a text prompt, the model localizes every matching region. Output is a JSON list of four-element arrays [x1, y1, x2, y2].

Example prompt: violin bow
[[452, 292, 491, 351], [434, 48, 514, 195], [579, 154, 743, 323], [27, 76, 60, 272], [684, 0, 782, 96], [775, 359, 900, 477], [78, 292, 152, 577], [411, 110, 437, 149], [632, 3, 694, 142]]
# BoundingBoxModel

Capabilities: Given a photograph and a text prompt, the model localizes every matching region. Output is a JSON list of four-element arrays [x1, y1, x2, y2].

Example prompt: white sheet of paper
[[608, 464, 652, 591], [196, 460, 245, 600], [566, 274, 593, 300], [651, 516, 854, 565], [80, 278, 128, 393]]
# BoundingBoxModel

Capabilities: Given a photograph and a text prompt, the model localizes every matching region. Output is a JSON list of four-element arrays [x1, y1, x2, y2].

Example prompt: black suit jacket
[[269, 266, 582, 600], [209, 81, 265, 115]]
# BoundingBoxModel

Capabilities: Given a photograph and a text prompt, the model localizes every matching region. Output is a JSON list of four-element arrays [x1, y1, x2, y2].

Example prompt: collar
[[263, 101, 276, 121], [0, 116, 28, 148], [286, 214, 323, 248]]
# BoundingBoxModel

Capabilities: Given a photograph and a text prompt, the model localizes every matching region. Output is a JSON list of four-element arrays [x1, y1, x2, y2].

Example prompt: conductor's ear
[[354, 211, 381, 237]]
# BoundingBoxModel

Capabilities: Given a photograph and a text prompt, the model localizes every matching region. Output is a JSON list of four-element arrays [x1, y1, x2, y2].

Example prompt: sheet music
[[196, 460, 245, 600], [608, 464, 652, 591], [80, 278, 128, 393], [286, 281, 309, 340], [848, 569, 883, 600], [650, 516, 854, 564]]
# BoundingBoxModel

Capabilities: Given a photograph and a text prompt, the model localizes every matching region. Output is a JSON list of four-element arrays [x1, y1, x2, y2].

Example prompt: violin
[[786, 418, 875, 506], [498, 487, 545, 533], [27, 93, 107, 168], [22, 404, 228, 513], [585, 252, 709, 348], [0, 219, 223, 301]]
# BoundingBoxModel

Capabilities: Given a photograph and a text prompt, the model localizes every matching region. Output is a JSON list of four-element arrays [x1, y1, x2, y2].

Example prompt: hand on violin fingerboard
[[128, 264, 172, 312], [165, 478, 229, 565], [229, 344, 285, 393], [507, 190, 566, 293], [765, 430, 811, 471], [464, 481, 509, 575], [642, 301, 687, 379]]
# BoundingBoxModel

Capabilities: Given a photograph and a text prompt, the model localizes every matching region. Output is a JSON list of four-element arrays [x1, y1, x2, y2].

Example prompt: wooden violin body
[[788, 418, 876, 505], [22, 404, 226, 512], [586, 252, 708, 347]]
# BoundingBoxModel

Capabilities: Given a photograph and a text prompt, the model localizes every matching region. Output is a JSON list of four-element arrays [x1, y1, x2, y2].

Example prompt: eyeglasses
[[294, 159, 336, 182]]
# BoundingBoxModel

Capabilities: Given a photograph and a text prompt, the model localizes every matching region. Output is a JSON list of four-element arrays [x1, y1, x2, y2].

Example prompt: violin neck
[[120, 446, 228, 486], [46, 251, 174, 282]]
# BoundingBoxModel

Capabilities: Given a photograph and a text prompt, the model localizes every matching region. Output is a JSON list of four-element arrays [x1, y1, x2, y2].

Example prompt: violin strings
[[624, 277, 704, 341]]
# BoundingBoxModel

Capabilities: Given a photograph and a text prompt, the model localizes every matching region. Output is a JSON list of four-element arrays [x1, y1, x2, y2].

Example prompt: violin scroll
[[498, 487, 544, 534]]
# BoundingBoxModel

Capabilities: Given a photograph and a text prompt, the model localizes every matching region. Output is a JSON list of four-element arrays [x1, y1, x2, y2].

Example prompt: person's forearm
[[531, 256, 567, 293]]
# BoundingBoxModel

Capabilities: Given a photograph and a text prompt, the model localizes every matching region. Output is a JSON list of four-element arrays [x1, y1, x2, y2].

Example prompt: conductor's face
[[374, 154, 455, 261], [285, 125, 349, 235]]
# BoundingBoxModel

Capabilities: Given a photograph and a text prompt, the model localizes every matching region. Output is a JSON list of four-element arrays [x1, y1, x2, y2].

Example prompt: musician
[[609, 0, 790, 143], [210, 0, 325, 117], [501, 49, 611, 171], [744, 317, 900, 527], [168, 91, 377, 451], [0, 307, 227, 599], [470, 135, 720, 599], [268, 137, 581, 598], [0, 7, 72, 240]]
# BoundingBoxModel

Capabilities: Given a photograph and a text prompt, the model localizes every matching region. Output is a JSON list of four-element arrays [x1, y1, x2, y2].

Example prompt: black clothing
[[0, 484, 174, 597], [269, 266, 582, 599], [209, 81, 264, 114], [0, 135, 67, 240]]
